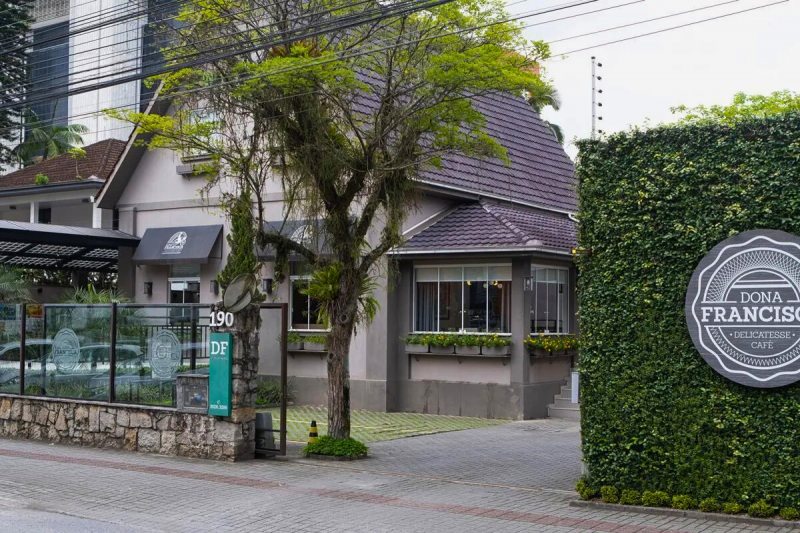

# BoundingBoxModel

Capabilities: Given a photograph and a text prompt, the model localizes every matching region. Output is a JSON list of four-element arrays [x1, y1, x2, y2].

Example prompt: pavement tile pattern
[[0, 418, 792, 532]]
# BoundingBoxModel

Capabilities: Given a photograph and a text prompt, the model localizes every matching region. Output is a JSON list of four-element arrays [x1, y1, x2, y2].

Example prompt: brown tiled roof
[[0, 139, 127, 190]]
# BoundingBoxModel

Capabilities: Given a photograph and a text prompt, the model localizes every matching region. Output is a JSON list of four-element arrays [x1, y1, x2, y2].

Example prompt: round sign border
[[148, 329, 182, 379], [685, 229, 800, 388], [52, 328, 81, 373]]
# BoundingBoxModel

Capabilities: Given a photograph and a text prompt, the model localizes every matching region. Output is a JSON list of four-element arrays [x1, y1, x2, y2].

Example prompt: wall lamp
[[571, 248, 593, 256], [210, 279, 219, 295], [143, 282, 153, 296]]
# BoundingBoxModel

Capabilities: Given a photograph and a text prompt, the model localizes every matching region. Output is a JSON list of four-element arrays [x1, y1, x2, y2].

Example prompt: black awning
[[133, 225, 223, 265], [0, 220, 140, 273], [258, 219, 328, 261]]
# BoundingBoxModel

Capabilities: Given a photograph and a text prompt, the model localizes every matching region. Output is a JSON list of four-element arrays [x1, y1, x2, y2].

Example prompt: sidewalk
[[0, 420, 790, 532]]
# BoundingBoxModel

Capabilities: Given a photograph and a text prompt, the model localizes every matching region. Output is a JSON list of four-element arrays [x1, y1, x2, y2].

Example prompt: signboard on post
[[686, 229, 800, 388], [208, 332, 233, 416]]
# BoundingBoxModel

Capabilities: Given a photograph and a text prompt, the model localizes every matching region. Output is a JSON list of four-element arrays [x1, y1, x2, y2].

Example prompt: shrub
[[279, 331, 303, 343], [302, 436, 368, 457], [577, 116, 800, 508], [642, 491, 671, 508], [575, 478, 595, 500], [698, 498, 722, 513], [723, 503, 744, 515], [523, 334, 578, 351], [600, 485, 619, 504], [33, 173, 49, 185], [748, 500, 775, 519], [255, 377, 296, 406], [453, 334, 482, 347], [779, 507, 799, 521], [426, 333, 456, 347], [620, 489, 641, 506], [303, 334, 328, 345], [482, 334, 512, 348], [404, 334, 428, 345], [671, 495, 694, 510]]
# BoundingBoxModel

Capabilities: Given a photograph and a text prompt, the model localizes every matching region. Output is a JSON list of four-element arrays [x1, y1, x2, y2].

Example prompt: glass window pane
[[439, 281, 462, 332], [415, 268, 438, 282], [489, 266, 512, 281], [488, 281, 511, 333], [0, 305, 23, 395], [291, 280, 310, 329], [530, 267, 569, 334], [439, 267, 463, 282], [415, 281, 438, 331], [463, 268, 487, 332]]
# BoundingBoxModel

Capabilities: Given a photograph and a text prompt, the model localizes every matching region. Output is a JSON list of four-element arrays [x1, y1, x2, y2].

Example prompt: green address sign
[[209, 332, 233, 417]]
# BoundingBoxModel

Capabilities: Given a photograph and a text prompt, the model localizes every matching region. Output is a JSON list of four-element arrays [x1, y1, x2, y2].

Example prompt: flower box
[[405, 344, 429, 354], [287, 342, 304, 351], [531, 348, 550, 357], [455, 345, 481, 356], [304, 342, 326, 352], [551, 349, 567, 357], [481, 345, 511, 356], [430, 345, 455, 355], [565, 349, 578, 357]]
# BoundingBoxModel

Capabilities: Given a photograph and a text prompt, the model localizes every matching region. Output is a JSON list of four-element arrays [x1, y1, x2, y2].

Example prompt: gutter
[[389, 245, 574, 257], [0, 178, 104, 199]]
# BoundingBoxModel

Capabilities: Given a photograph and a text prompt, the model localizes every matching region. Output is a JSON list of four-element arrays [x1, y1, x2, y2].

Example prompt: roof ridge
[[480, 200, 543, 246]]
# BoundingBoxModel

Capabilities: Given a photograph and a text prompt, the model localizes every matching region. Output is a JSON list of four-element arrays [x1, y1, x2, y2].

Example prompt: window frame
[[288, 275, 329, 332], [529, 264, 571, 336], [411, 263, 512, 335]]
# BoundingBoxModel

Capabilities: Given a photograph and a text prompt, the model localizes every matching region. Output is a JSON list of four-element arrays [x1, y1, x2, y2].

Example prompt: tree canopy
[[113, 0, 555, 438], [671, 90, 800, 125], [0, 0, 32, 166]]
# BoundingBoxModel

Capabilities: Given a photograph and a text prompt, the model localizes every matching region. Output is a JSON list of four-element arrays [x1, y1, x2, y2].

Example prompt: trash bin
[[255, 412, 275, 452]]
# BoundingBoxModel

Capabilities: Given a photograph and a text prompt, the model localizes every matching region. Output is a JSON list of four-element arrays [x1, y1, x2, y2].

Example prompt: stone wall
[[0, 394, 249, 460]]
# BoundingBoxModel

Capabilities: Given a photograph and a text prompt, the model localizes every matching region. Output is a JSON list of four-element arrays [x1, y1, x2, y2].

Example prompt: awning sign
[[208, 332, 233, 417], [686, 229, 800, 388]]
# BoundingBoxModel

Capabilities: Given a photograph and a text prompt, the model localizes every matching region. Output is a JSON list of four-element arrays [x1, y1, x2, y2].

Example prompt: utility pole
[[591, 56, 603, 139]]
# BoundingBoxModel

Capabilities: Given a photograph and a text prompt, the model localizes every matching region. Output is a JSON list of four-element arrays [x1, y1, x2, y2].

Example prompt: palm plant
[[13, 108, 88, 164], [60, 285, 132, 304], [527, 83, 564, 145], [0, 266, 32, 303]]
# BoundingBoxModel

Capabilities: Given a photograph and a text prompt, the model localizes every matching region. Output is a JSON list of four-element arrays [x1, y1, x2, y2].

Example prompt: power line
[[551, 0, 788, 56]]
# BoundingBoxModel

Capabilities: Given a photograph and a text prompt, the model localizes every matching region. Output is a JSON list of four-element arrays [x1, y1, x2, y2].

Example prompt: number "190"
[[210, 311, 234, 327]]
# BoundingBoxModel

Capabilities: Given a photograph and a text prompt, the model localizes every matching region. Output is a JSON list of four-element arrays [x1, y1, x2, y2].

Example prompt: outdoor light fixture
[[262, 278, 273, 295], [143, 282, 153, 296], [210, 279, 219, 295], [9, 205, 15, 210], [571, 248, 593, 256]]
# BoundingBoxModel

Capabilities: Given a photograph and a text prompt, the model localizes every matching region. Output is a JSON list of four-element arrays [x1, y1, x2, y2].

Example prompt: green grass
[[259, 405, 509, 443]]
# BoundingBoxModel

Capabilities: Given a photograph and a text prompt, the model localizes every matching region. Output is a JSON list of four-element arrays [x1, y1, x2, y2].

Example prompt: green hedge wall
[[576, 113, 800, 508]]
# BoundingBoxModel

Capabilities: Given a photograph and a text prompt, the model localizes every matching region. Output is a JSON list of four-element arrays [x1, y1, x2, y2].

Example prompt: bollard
[[255, 412, 274, 452], [308, 420, 318, 444]]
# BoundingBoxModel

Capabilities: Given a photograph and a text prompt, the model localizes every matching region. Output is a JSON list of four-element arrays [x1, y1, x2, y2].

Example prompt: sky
[[510, 0, 800, 158]]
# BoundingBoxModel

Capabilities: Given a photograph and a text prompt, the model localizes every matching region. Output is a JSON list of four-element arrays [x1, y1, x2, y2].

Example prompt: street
[[0, 419, 789, 532]]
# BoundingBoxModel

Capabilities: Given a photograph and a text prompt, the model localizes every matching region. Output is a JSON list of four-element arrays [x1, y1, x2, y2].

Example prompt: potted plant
[[428, 333, 456, 355], [404, 334, 429, 354], [523, 335, 553, 357], [454, 334, 481, 355], [481, 334, 511, 356], [303, 334, 327, 352], [284, 331, 303, 351]]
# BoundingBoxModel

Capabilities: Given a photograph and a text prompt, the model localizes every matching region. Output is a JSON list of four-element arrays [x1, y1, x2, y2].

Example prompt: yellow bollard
[[308, 420, 319, 444]]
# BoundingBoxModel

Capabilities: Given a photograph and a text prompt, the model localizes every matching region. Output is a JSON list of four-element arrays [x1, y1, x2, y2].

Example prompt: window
[[289, 263, 326, 331], [413, 265, 512, 333], [29, 22, 69, 132], [530, 266, 569, 334]]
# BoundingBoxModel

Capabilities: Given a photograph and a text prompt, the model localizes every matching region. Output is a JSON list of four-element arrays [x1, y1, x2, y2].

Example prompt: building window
[[168, 265, 200, 323], [29, 22, 69, 132], [289, 263, 326, 331], [413, 265, 512, 333], [530, 265, 569, 334]]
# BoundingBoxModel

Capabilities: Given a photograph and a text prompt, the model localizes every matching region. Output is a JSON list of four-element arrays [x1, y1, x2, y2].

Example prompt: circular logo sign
[[149, 330, 181, 379], [163, 231, 187, 254], [52, 328, 81, 372], [686, 230, 800, 388]]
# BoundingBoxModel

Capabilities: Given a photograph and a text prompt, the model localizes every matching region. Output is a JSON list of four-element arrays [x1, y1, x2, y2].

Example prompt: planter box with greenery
[[427, 334, 456, 354], [283, 331, 304, 351], [523, 335, 578, 357], [481, 334, 512, 356], [302, 335, 327, 352], [403, 334, 429, 353], [454, 334, 481, 355], [302, 436, 368, 460]]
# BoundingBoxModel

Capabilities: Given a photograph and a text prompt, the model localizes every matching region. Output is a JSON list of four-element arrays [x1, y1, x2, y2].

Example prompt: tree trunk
[[326, 319, 353, 439]]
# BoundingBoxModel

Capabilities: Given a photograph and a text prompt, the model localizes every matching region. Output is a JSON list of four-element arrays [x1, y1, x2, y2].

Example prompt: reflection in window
[[413, 266, 511, 333], [530, 266, 568, 334]]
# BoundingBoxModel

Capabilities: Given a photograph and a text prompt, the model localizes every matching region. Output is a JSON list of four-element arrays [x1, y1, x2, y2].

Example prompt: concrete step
[[547, 404, 581, 420], [553, 396, 579, 408], [560, 386, 572, 396]]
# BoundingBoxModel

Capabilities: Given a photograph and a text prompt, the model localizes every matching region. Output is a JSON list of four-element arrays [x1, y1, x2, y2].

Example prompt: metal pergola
[[0, 221, 139, 273]]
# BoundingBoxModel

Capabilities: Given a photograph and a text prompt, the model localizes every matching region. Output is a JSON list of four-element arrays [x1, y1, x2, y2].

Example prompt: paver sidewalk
[[0, 420, 791, 533]]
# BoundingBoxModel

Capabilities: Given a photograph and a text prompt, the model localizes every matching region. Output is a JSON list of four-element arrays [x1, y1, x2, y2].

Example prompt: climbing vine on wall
[[576, 113, 800, 507]]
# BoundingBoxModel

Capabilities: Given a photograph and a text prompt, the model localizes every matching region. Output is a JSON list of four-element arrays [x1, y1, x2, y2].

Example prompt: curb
[[569, 500, 800, 529], [301, 453, 369, 462]]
